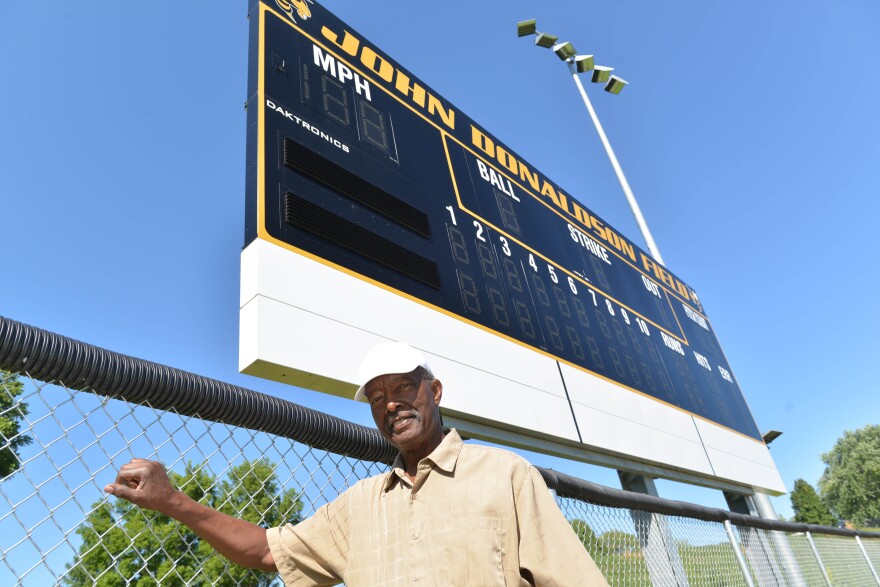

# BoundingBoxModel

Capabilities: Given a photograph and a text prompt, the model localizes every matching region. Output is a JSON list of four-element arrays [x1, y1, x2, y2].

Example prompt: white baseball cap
[[354, 341, 432, 402]]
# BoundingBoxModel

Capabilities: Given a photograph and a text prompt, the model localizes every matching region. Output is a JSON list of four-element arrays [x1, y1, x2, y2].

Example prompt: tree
[[570, 519, 601, 553], [790, 478, 836, 526], [65, 459, 303, 586], [0, 370, 32, 478], [819, 424, 880, 527], [598, 530, 641, 555]]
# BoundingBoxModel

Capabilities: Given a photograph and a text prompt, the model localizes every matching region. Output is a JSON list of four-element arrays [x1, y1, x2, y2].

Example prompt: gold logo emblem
[[275, 0, 312, 22]]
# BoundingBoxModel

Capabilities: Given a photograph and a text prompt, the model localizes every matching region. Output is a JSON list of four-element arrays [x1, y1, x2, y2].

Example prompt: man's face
[[364, 368, 442, 453]]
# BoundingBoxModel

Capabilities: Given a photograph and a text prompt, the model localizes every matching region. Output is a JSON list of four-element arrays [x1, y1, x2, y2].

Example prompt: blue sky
[[2, 0, 879, 520]]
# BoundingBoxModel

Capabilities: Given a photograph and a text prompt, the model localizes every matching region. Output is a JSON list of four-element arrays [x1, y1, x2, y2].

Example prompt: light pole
[[517, 20, 666, 266], [518, 23, 688, 586], [518, 23, 804, 583]]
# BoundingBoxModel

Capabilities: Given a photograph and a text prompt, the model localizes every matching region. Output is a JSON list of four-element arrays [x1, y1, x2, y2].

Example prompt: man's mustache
[[386, 410, 421, 431]]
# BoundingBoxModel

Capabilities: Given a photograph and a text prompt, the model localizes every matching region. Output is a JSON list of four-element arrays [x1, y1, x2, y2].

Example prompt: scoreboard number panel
[[241, 0, 785, 493]]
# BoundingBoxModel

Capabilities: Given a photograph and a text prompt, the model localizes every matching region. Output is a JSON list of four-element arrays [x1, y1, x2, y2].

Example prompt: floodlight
[[604, 75, 628, 94], [517, 19, 537, 37], [534, 32, 559, 48], [591, 66, 613, 83], [552, 41, 576, 60], [574, 55, 595, 73], [762, 430, 783, 445], [512, 21, 663, 264]]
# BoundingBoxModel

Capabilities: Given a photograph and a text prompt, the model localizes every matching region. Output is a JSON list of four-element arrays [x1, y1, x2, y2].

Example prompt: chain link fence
[[2, 316, 879, 586], [1, 372, 388, 585]]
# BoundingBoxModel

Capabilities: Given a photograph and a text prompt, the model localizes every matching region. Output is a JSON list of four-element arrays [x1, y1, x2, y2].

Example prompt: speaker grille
[[285, 193, 441, 290], [283, 138, 430, 238]]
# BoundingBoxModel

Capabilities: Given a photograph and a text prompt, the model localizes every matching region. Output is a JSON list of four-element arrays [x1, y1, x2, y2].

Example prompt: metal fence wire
[[0, 373, 389, 586], [1, 316, 879, 586]]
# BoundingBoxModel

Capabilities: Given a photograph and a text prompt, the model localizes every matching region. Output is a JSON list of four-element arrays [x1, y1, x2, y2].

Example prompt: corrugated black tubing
[[2, 314, 878, 538], [0, 315, 397, 465], [538, 468, 880, 538]]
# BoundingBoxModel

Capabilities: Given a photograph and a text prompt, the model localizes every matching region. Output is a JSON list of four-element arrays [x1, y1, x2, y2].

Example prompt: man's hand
[[105, 458, 181, 514], [104, 458, 277, 572]]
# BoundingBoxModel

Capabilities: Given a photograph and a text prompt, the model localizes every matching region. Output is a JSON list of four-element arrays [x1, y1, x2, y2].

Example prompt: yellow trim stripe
[[257, 3, 705, 317], [253, 3, 762, 445], [440, 132, 690, 345]]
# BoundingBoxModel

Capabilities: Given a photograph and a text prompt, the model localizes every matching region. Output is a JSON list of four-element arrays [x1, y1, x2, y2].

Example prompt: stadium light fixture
[[534, 32, 559, 48], [515, 19, 665, 265], [574, 55, 595, 73], [604, 75, 628, 94], [762, 430, 783, 446], [517, 19, 537, 37], [552, 41, 577, 60], [590, 66, 614, 84]]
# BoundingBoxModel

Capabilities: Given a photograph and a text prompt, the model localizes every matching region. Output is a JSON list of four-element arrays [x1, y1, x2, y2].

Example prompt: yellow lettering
[[557, 190, 569, 215], [496, 146, 518, 175], [659, 267, 674, 288], [572, 202, 588, 226], [619, 239, 636, 262], [519, 165, 539, 191], [601, 227, 636, 261], [394, 71, 426, 107], [540, 182, 562, 208], [605, 228, 620, 251], [591, 216, 608, 242], [360, 46, 393, 82], [641, 254, 672, 286], [428, 95, 455, 130], [471, 126, 495, 157], [321, 26, 359, 56]]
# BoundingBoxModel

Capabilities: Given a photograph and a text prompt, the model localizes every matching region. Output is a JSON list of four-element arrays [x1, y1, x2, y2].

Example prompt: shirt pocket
[[448, 516, 506, 586]]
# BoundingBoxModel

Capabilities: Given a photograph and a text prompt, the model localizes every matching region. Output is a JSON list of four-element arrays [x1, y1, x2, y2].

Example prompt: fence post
[[725, 492, 785, 586], [618, 473, 690, 587], [724, 520, 756, 587], [856, 535, 880, 586], [805, 531, 833, 587]]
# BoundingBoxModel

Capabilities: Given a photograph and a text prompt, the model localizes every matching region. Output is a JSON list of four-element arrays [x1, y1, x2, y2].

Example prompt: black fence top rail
[[1, 315, 877, 539]]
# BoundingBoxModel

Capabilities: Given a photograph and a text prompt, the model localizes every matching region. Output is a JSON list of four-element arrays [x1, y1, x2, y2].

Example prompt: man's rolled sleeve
[[266, 490, 351, 586], [516, 466, 609, 586]]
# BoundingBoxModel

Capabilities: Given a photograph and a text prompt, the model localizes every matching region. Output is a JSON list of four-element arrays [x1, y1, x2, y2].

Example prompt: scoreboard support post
[[726, 492, 803, 584], [751, 492, 806, 584], [619, 473, 690, 586], [725, 494, 777, 580]]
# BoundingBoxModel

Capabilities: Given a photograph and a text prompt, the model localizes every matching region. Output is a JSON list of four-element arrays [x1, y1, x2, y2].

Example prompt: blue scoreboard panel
[[245, 0, 762, 441]]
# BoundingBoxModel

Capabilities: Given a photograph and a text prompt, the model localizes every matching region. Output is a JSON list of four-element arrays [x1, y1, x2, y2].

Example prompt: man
[[106, 341, 609, 586]]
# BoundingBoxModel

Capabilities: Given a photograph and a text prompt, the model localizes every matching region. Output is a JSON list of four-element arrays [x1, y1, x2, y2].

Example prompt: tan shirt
[[266, 430, 608, 586]]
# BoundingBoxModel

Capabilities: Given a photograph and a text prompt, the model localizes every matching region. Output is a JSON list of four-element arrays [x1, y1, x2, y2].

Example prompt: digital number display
[[299, 56, 396, 158], [247, 2, 761, 440]]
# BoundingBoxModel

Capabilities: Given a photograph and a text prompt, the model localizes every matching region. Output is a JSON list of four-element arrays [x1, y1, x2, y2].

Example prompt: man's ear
[[431, 379, 443, 406]]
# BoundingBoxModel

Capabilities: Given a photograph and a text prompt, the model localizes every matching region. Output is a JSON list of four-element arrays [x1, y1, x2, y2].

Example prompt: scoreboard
[[241, 0, 784, 492]]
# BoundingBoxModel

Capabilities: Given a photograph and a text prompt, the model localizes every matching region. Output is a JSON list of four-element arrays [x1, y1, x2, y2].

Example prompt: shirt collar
[[383, 429, 463, 491]]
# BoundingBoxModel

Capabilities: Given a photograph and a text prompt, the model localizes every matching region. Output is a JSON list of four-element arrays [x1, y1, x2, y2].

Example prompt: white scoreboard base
[[240, 238, 786, 495]]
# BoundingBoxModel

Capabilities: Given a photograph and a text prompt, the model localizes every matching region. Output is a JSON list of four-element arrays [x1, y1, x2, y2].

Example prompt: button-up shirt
[[266, 429, 609, 586]]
